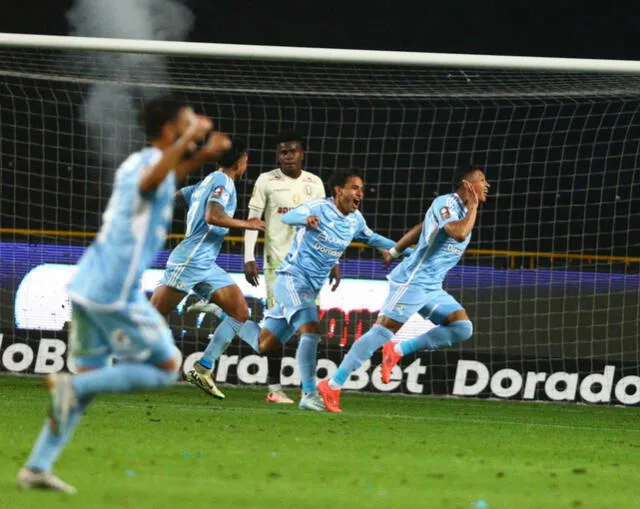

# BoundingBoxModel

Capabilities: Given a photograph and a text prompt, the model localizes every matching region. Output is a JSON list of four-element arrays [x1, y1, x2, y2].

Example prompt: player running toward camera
[[150, 138, 264, 400], [17, 97, 229, 493], [192, 168, 411, 411], [190, 130, 335, 404], [318, 165, 490, 413]]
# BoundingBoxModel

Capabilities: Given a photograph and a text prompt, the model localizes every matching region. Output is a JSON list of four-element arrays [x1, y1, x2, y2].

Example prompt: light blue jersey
[[168, 171, 237, 269], [68, 147, 175, 309], [278, 198, 392, 292], [159, 170, 237, 295], [389, 193, 470, 291]]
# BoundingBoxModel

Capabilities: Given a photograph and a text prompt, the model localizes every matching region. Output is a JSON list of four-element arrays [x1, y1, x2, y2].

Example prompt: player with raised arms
[[150, 138, 264, 400], [197, 168, 411, 411], [318, 165, 490, 412], [18, 96, 229, 493]]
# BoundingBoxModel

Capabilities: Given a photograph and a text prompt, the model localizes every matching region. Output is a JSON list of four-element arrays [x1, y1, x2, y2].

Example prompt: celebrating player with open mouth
[[194, 168, 411, 411], [318, 165, 490, 413]]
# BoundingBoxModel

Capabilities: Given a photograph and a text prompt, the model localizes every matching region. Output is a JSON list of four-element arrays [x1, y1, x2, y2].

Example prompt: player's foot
[[17, 467, 77, 494], [317, 379, 343, 413], [298, 392, 326, 411], [185, 301, 225, 319], [266, 389, 294, 404], [381, 341, 402, 384], [46, 373, 78, 434], [186, 364, 225, 400]]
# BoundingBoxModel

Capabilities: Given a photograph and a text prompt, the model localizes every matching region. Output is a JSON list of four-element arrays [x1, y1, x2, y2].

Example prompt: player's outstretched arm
[[139, 114, 212, 194], [388, 222, 423, 260], [444, 181, 479, 241], [174, 132, 232, 182], [205, 202, 265, 231], [281, 206, 319, 229]]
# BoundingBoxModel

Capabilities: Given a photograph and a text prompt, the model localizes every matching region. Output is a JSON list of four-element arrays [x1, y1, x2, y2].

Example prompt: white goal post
[[2, 32, 640, 72]]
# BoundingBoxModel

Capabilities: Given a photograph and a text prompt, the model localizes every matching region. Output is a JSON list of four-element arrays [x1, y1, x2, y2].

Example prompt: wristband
[[389, 246, 401, 259]]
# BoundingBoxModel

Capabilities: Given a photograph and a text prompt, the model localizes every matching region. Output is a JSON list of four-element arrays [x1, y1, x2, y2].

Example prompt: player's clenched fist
[[200, 131, 232, 161], [305, 215, 320, 230]]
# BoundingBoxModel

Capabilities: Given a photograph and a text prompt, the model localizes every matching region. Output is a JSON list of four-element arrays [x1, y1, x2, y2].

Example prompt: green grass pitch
[[1, 375, 639, 509]]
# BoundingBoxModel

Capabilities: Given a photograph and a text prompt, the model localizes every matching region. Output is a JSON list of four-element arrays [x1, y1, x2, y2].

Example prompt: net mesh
[[1, 44, 639, 402]]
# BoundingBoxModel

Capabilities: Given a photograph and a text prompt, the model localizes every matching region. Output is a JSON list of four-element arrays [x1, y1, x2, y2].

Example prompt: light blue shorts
[[68, 293, 177, 369], [380, 282, 464, 325], [159, 261, 234, 299], [262, 273, 319, 344]]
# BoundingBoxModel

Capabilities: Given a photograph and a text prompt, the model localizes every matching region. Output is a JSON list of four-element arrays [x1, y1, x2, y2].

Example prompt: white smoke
[[66, 0, 194, 167]]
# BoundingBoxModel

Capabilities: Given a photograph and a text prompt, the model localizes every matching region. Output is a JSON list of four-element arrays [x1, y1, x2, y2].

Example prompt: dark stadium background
[[0, 0, 639, 386]]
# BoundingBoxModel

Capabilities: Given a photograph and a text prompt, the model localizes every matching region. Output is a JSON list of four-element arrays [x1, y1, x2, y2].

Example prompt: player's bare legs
[[150, 284, 188, 316]]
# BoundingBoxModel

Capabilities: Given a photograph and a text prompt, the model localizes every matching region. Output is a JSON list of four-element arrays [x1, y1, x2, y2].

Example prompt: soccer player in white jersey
[[198, 169, 410, 411], [317, 165, 490, 412], [150, 138, 264, 400], [17, 97, 227, 493], [243, 131, 335, 403]]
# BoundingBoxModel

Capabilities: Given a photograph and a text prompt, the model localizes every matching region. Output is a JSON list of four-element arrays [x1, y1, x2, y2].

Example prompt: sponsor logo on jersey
[[318, 230, 350, 247], [277, 207, 293, 214], [312, 243, 343, 257], [293, 194, 301, 205]]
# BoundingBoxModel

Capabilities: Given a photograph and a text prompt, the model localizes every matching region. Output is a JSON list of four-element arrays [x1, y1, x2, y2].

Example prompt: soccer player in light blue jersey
[[150, 138, 264, 400], [196, 168, 410, 411], [318, 165, 490, 412], [17, 97, 229, 493]]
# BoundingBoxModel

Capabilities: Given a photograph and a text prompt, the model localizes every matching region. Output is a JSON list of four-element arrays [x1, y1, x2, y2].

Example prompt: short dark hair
[[139, 96, 184, 140], [452, 164, 484, 190], [328, 168, 363, 196], [217, 137, 247, 168], [275, 130, 304, 149]]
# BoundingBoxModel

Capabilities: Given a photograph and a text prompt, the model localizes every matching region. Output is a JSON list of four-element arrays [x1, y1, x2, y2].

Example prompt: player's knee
[[450, 319, 473, 344], [259, 336, 280, 354]]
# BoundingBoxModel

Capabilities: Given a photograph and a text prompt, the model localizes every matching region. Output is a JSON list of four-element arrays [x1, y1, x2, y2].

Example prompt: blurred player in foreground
[[17, 97, 229, 493], [150, 138, 264, 400], [197, 168, 410, 411], [318, 165, 490, 412]]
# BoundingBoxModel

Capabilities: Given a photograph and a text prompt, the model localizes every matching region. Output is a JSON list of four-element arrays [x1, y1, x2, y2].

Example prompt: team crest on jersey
[[440, 207, 451, 220], [212, 186, 224, 198], [304, 185, 312, 196]]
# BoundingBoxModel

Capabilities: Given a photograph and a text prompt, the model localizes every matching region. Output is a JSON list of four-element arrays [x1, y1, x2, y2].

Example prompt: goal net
[[1, 34, 639, 405]]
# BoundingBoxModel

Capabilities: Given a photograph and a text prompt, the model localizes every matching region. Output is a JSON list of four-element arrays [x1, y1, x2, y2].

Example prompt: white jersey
[[248, 168, 325, 268]]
